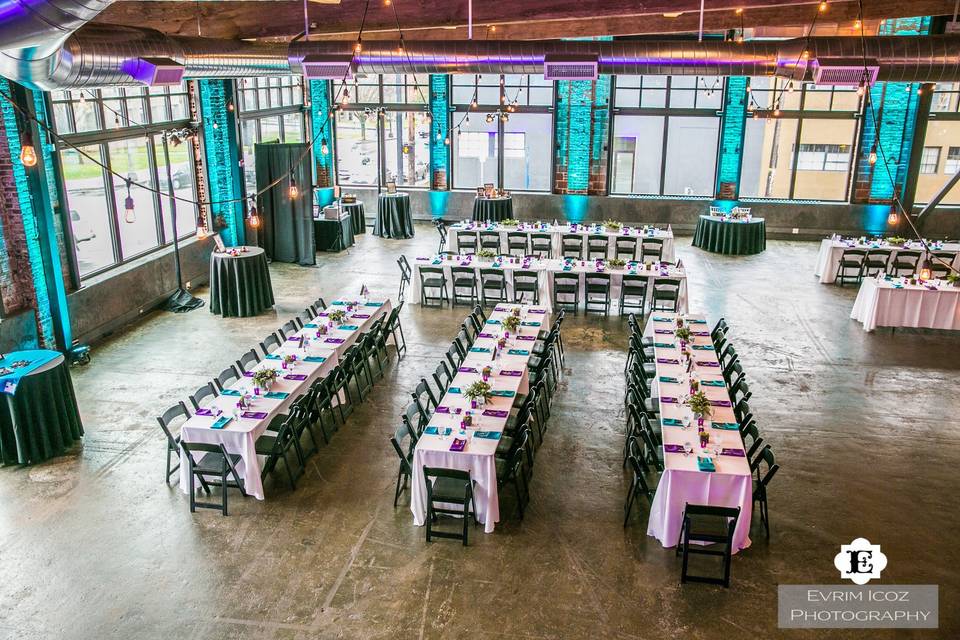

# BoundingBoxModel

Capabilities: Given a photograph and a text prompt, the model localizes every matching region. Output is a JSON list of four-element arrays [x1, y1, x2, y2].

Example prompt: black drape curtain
[[255, 143, 315, 266]]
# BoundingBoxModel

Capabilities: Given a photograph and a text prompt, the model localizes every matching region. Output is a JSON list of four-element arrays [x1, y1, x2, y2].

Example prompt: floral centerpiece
[[282, 354, 297, 369], [328, 309, 347, 324], [502, 315, 520, 333], [947, 273, 959, 287], [481, 365, 493, 381], [674, 325, 692, 343], [603, 220, 622, 231], [252, 368, 278, 393], [477, 248, 497, 259], [464, 380, 492, 408], [887, 236, 908, 246], [685, 390, 712, 426], [608, 257, 627, 269], [698, 430, 711, 448], [501, 218, 520, 227]]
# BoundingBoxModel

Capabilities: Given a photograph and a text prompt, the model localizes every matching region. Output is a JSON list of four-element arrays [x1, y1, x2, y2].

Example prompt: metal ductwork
[[3, 20, 960, 89], [0, 0, 114, 52]]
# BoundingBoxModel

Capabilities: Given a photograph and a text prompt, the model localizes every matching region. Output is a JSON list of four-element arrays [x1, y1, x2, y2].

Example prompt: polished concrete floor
[[2, 225, 958, 640]]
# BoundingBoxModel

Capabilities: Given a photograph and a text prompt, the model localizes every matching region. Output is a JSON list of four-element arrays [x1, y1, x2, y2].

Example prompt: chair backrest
[[473, 304, 488, 322], [587, 234, 608, 247], [215, 365, 240, 392], [397, 256, 412, 281], [236, 348, 261, 373], [414, 378, 439, 411], [741, 421, 761, 450], [682, 503, 740, 540], [280, 320, 299, 339], [424, 466, 471, 485], [311, 296, 328, 315], [756, 446, 779, 489], [419, 266, 445, 279], [189, 382, 219, 412], [457, 231, 478, 251], [405, 401, 427, 433], [435, 219, 448, 243], [622, 274, 649, 288], [390, 435, 413, 473], [554, 273, 579, 285], [433, 360, 452, 392], [180, 439, 227, 460], [479, 268, 505, 285], [585, 273, 611, 286], [157, 401, 191, 447], [455, 328, 472, 351], [653, 277, 681, 292], [507, 232, 528, 247], [841, 248, 867, 260], [260, 333, 282, 356], [464, 313, 482, 336]]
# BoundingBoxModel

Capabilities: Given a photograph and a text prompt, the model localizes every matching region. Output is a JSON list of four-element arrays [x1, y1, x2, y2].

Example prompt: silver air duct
[[3, 23, 960, 89]]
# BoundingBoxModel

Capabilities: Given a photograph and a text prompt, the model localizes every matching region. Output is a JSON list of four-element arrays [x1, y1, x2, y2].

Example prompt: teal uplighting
[[198, 80, 244, 246], [562, 194, 590, 223], [429, 74, 449, 190], [0, 79, 55, 348], [711, 199, 737, 213], [716, 76, 748, 197], [309, 80, 334, 188], [863, 203, 891, 236], [429, 190, 450, 218]]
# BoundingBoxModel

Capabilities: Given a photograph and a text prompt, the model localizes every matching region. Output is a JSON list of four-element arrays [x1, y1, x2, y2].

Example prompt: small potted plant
[[316, 324, 328, 337], [674, 325, 692, 345], [699, 430, 711, 449], [464, 380, 492, 409], [947, 273, 959, 287], [481, 365, 493, 381], [282, 354, 297, 369], [328, 309, 347, 324], [603, 219, 622, 232], [477, 248, 497, 259], [502, 218, 519, 227], [685, 390, 712, 428], [608, 257, 626, 269], [252, 369, 278, 395], [502, 314, 520, 334], [462, 412, 473, 428]]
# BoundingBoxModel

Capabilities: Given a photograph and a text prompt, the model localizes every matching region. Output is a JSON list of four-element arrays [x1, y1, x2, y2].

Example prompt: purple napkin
[[325, 337, 345, 344], [660, 396, 679, 403], [655, 329, 673, 334], [483, 409, 509, 418], [709, 399, 732, 407], [500, 370, 522, 377], [435, 406, 451, 414], [664, 444, 686, 453], [284, 374, 307, 381], [529, 309, 547, 314], [195, 407, 215, 417], [287, 336, 302, 342], [241, 411, 268, 420], [517, 335, 536, 341], [721, 448, 746, 457], [318, 312, 329, 317], [696, 361, 720, 367], [416, 257, 429, 261], [459, 366, 479, 373], [478, 332, 496, 339], [494, 306, 508, 312], [243, 371, 255, 377], [657, 358, 680, 365], [449, 438, 467, 452], [351, 313, 371, 319]]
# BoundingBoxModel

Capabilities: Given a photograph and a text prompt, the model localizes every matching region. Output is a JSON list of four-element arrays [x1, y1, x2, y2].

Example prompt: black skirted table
[[314, 212, 355, 252], [342, 202, 366, 234], [472, 196, 514, 222], [209, 246, 275, 317], [374, 193, 415, 239], [692, 215, 766, 255], [1, 350, 83, 465]]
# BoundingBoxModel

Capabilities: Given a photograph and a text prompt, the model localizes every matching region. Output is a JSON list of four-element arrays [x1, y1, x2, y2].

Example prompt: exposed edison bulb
[[320, 138, 329, 155], [124, 195, 136, 223], [773, 108, 781, 117], [436, 130, 442, 142], [868, 148, 877, 165], [249, 202, 260, 228], [471, 98, 478, 108], [288, 176, 299, 200], [856, 83, 865, 97], [819, 1, 827, 12], [19, 142, 37, 167], [918, 260, 932, 281], [443, 136, 450, 146], [384, 0, 391, 5], [853, 19, 861, 30], [354, 40, 362, 54], [735, 8, 743, 15], [887, 208, 899, 226]]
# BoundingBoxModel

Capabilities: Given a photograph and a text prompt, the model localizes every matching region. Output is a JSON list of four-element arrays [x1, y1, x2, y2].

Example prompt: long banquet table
[[644, 313, 753, 553], [411, 255, 688, 313], [449, 221, 675, 262], [851, 277, 960, 332], [815, 238, 960, 284], [411, 303, 547, 533], [178, 298, 392, 499]]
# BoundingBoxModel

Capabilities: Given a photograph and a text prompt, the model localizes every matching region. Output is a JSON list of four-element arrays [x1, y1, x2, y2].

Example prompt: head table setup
[[449, 220, 676, 263], [178, 298, 392, 500], [411, 253, 689, 314]]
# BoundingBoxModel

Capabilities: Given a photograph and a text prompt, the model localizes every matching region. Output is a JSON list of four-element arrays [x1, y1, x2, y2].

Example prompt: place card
[[721, 448, 746, 457], [425, 426, 452, 436], [482, 409, 509, 418], [210, 416, 232, 430], [241, 411, 268, 420], [304, 356, 326, 363], [449, 438, 467, 452], [284, 373, 308, 381], [264, 391, 289, 400], [664, 443, 686, 453], [324, 338, 346, 344], [474, 431, 501, 440]]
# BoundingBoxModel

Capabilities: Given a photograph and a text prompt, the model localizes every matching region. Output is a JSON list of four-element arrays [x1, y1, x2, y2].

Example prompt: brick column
[[198, 80, 245, 246], [553, 77, 611, 195], [716, 77, 749, 200], [308, 80, 335, 206]]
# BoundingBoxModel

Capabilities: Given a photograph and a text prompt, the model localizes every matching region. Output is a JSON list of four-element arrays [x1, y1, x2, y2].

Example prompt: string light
[[355, 39, 363, 54], [868, 144, 878, 165], [819, 1, 827, 12], [227, 101, 235, 112], [443, 136, 450, 146], [887, 206, 899, 226], [735, 8, 743, 14], [288, 174, 299, 200], [853, 19, 861, 30], [918, 259, 932, 281], [19, 133, 37, 167], [124, 179, 136, 223], [320, 137, 329, 155], [248, 197, 260, 228]]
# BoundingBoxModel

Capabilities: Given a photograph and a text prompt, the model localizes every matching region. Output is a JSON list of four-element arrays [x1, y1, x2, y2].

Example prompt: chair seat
[[644, 398, 660, 414], [622, 285, 646, 295], [684, 514, 733, 543], [423, 277, 445, 287], [191, 451, 244, 475], [453, 277, 475, 286], [495, 435, 514, 457], [429, 476, 473, 503]]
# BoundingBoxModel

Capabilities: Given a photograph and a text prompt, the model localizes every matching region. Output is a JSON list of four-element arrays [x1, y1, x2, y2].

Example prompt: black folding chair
[[677, 503, 740, 587], [424, 467, 478, 545], [179, 440, 246, 515], [156, 401, 190, 483]]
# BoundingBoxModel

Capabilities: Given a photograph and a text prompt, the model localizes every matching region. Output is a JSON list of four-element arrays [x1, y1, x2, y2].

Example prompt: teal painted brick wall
[[716, 76, 748, 198], [429, 74, 449, 191], [555, 77, 612, 194], [198, 80, 245, 246], [309, 80, 334, 189]]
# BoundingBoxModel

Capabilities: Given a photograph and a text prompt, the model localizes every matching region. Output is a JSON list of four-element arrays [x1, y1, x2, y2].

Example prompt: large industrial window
[[51, 83, 199, 281], [611, 76, 722, 196], [913, 83, 960, 205], [450, 74, 553, 191], [739, 77, 860, 201], [236, 76, 306, 193], [383, 111, 431, 188], [335, 110, 381, 186], [919, 146, 940, 174]]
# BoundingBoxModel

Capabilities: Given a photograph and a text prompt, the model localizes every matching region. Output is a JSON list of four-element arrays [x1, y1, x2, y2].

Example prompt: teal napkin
[[424, 426, 452, 436], [338, 324, 359, 331], [701, 380, 725, 387], [305, 355, 326, 363], [507, 349, 530, 356], [692, 344, 715, 351], [486, 319, 502, 325], [712, 422, 739, 431], [220, 389, 241, 397], [521, 321, 541, 327], [264, 391, 289, 400], [652, 316, 671, 322], [265, 354, 281, 360], [490, 389, 515, 398], [688, 319, 707, 324], [304, 323, 318, 329], [211, 416, 232, 430], [365, 302, 384, 307], [470, 347, 492, 353], [474, 431, 501, 440], [662, 417, 684, 427], [331, 300, 346, 305], [562, 265, 572, 271], [654, 342, 676, 349], [697, 456, 716, 472], [659, 376, 680, 384], [448, 387, 461, 394]]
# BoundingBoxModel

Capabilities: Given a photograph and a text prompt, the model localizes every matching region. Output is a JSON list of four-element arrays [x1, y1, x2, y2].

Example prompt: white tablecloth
[[411, 304, 546, 534], [643, 314, 753, 553], [850, 279, 960, 332], [448, 221, 675, 262], [178, 299, 392, 499], [410, 256, 688, 313], [814, 239, 960, 284]]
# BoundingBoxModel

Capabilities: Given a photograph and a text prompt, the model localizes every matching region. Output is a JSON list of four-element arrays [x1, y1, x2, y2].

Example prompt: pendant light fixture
[[918, 259, 932, 281], [288, 173, 299, 200], [19, 133, 37, 168], [887, 206, 899, 226], [124, 179, 136, 223], [248, 197, 261, 228], [320, 137, 329, 155]]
